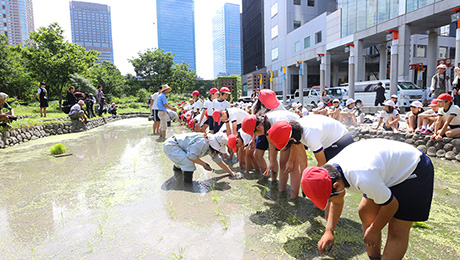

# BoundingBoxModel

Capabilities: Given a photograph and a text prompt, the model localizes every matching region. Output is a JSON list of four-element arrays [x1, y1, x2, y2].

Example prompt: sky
[[32, 0, 242, 79]]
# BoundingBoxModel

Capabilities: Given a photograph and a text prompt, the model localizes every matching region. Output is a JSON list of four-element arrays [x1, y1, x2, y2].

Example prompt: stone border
[[0, 112, 150, 149]]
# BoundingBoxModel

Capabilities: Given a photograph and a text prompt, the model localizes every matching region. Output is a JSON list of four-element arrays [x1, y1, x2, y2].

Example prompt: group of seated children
[[312, 98, 359, 126]]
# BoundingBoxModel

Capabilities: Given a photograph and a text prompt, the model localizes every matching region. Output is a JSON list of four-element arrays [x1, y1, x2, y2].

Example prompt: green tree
[[86, 61, 125, 97], [69, 73, 96, 94], [129, 48, 174, 89], [170, 62, 197, 94], [20, 23, 99, 107], [123, 73, 143, 96]]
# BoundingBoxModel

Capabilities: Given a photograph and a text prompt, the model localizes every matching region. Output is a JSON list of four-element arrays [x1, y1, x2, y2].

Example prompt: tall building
[[213, 3, 241, 79], [69, 1, 114, 64], [156, 0, 196, 71], [0, 0, 34, 46]]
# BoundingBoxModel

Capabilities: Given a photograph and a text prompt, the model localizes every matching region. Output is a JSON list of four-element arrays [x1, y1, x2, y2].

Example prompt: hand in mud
[[263, 163, 276, 177], [318, 231, 334, 254], [284, 161, 293, 175], [204, 163, 212, 171]]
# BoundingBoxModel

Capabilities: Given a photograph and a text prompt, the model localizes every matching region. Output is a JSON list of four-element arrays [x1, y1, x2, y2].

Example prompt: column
[[379, 43, 387, 80], [354, 39, 364, 82], [281, 66, 287, 105], [299, 62, 304, 106], [348, 46, 355, 99], [398, 24, 411, 82], [456, 19, 460, 67], [325, 51, 331, 87], [332, 64, 339, 87], [390, 31, 399, 96], [320, 58, 326, 93], [426, 29, 438, 89]]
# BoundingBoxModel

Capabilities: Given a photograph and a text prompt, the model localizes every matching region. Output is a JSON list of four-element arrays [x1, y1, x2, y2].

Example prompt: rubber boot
[[184, 171, 194, 184], [173, 165, 181, 171]]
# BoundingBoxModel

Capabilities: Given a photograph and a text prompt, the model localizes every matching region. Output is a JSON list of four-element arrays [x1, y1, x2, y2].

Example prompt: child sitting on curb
[[430, 93, 460, 141], [374, 100, 400, 133]]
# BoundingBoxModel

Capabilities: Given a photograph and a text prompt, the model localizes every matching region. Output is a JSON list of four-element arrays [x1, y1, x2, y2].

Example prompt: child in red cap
[[302, 139, 433, 260], [430, 93, 460, 141]]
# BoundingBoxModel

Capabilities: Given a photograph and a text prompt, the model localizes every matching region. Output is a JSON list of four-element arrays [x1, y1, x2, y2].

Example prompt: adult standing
[[157, 84, 176, 141], [374, 82, 386, 106], [453, 66, 460, 106], [96, 85, 105, 117], [430, 64, 451, 99], [37, 82, 48, 117], [150, 86, 162, 135]]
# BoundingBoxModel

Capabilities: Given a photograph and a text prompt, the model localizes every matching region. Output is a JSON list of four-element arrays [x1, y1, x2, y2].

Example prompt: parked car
[[293, 88, 322, 107], [238, 96, 252, 103]]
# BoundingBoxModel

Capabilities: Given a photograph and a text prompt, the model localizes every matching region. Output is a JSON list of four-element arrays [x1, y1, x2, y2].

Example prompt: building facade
[[157, 0, 196, 71], [213, 3, 241, 79], [1, 0, 34, 46], [69, 1, 114, 64]]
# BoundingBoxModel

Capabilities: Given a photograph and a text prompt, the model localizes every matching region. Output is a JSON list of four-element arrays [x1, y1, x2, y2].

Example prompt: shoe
[[425, 129, 433, 135], [173, 165, 181, 171], [184, 171, 194, 183]]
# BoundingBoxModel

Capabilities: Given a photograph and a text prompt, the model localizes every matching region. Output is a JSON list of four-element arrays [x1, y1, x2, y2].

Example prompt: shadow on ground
[[161, 171, 232, 193]]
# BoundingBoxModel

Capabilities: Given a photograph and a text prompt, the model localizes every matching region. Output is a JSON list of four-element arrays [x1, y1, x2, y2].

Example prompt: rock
[[4, 131, 10, 138], [16, 135, 22, 142], [405, 133, 414, 139], [405, 139, 414, 144], [369, 130, 377, 135], [25, 132, 31, 139], [427, 146, 437, 157], [11, 137, 18, 144], [444, 143, 453, 152], [451, 139, 460, 147], [424, 136, 431, 142], [384, 136, 391, 139], [417, 145, 427, 154], [456, 154, 460, 162], [434, 142, 444, 150], [57, 129, 63, 135], [0, 140, 4, 148], [31, 136, 38, 140], [426, 140, 435, 147], [445, 151, 456, 160], [436, 150, 446, 158], [415, 140, 425, 146], [453, 146, 460, 154], [443, 137, 453, 143], [360, 129, 369, 135]]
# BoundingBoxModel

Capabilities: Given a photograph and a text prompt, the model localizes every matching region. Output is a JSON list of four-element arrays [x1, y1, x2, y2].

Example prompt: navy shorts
[[390, 153, 434, 221], [323, 134, 354, 161], [449, 124, 460, 129], [208, 117, 214, 131], [255, 135, 269, 150], [237, 123, 241, 131], [152, 109, 160, 122]]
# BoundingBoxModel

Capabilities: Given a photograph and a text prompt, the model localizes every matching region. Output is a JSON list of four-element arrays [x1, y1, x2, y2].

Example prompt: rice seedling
[[168, 201, 175, 219], [168, 245, 186, 260], [214, 208, 221, 216], [221, 217, 229, 230], [30, 246, 36, 260], [86, 240, 93, 253]]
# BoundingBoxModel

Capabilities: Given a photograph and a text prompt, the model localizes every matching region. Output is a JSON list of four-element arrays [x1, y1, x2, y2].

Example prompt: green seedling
[[168, 201, 175, 219], [97, 219, 103, 234], [50, 143, 66, 155], [221, 217, 229, 230], [30, 246, 36, 260], [168, 245, 186, 260], [413, 221, 431, 229], [86, 240, 93, 253], [214, 208, 221, 216], [210, 185, 219, 203]]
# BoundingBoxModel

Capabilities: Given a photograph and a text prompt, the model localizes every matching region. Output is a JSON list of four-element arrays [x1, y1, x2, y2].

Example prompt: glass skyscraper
[[213, 3, 241, 78], [0, 0, 34, 46], [69, 1, 114, 64], [156, 0, 196, 71]]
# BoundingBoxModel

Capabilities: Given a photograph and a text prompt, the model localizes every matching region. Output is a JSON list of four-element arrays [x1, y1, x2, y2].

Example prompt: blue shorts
[[208, 117, 214, 130], [390, 153, 434, 221], [214, 121, 224, 132], [255, 135, 269, 150], [237, 123, 241, 131], [152, 109, 160, 122], [323, 134, 354, 161]]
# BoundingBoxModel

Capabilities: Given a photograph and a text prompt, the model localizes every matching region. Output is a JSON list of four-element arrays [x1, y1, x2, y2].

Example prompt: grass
[[168, 201, 175, 219], [221, 217, 229, 230], [168, 245, 186, 260], [214, 208, 221, 216], [50, 143, 66, 155], [86, 240, 93, 253]]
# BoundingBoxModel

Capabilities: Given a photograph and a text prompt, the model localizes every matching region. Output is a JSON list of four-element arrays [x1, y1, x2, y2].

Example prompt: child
[[405, 101, 424, 133], [213, 87, 232, 132], [430, 93, 460, 141], [327, 99, 341, 120], [417, 100, 439, 135], [340, 98, 358, 126], [374, 100, 400, 133], [199, 88, 219, 133]]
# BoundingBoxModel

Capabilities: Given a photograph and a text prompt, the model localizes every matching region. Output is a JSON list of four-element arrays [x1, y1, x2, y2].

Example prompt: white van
[[293, 88, 322, 106]]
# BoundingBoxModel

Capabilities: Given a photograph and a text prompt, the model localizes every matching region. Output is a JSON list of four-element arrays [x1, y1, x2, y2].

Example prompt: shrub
[[128, 103, 140, 109], [50, 143, 66, 155]]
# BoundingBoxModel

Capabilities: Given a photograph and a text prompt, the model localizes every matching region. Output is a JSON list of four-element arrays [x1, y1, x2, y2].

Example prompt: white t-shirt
[[202, 99, 214, 114], [438, 104, 460, 126], [297, 115, 349, 153], [213, 99, 231, 111], [238, 128, 252, 146], [265, 110, 300, 126], [328, 139, 422, 205], [227, 107, 249, 125], [192, 99, 202, 113], [150, 92, 159, 110], [301, 107, 309, 117], [379, 110, 399, 120]]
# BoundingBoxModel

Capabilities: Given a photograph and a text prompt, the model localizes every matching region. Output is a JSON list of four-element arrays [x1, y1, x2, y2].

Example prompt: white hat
[[383, 100, 395, 107], [437, 64, 447, 70], [238, 129, 252, 146], [208, 132, 229, 154], [78, 100, 85, 105], [345, 98, 355, 106], [390, 94, 398, 99], [332, 99, 340, 103], [317, 102, 325, 109], [410, 100, 423, 108]]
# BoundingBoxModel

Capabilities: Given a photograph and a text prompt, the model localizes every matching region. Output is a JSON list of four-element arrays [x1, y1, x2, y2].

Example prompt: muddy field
[[0, 118, 458, 259]]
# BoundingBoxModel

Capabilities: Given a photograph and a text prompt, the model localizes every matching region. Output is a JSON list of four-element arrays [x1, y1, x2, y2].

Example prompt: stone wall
[[0, 112, 149, 149], [353, 127, 460, 162]]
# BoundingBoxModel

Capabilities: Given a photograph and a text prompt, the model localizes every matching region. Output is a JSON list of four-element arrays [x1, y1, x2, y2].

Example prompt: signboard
[[437, 58, 453, 67], [452, 13, 459, 22]]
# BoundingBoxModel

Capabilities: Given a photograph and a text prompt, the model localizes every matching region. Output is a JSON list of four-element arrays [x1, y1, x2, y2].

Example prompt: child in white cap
[[405, 100, 424, 133], [374, 100, 400, 133], [340, 98, 358, 126]]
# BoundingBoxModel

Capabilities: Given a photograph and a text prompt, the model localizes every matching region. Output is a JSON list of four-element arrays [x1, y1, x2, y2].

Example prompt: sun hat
[[437, 64, 447, 70], [383, 100, 396, 107], [267, 121, 292, 150], [437, 93, 453, 102], [332, 99, 340, 103], [390, 94, 398, 99], [208, 132, 229, 154], [238, 129, 252, 146], [192, 90, 200, 96], [258, 89, 280, 110], [227, 134, 237, 153], [161, 84, 171, 91], [209, 88, 219, 94], [317, 102, 325, 109], [410, 100, 423, 108], [429, 100, 438, 106], [220, 87, 231, 94], [78, 100, 85, 105], [241, 115, 257, 136], [212, 110, 222, 123], [345, 98, 355, 106], [301, 166, 332, 210]]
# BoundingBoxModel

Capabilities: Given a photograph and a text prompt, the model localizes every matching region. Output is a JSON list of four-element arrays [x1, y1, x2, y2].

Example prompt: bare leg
[[43, 107, 47, 117], [382, 218, 412, 260], [289, 154, 301, 199], [446, 128, 460, 138], [254, 149, 267, 173], [358, 197, 382, 258], [278, 148, 290, 193]]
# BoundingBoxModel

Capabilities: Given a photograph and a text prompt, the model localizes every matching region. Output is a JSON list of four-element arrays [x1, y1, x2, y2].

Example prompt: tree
[[86, 61, 125, 97], [169, 62, 197, 94], [20, 23, 99, 107], [129, 48, 174, 89], [123, 73, 143, 96], [69, 74, 96, 94]]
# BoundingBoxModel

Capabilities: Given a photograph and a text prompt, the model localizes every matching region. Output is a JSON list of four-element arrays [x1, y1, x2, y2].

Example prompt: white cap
[[345, 98, 355, 106], [208, 132, 229, 154], [332, 99, 340, 103], [410, 100, 423, 108], [317, 102, 325, 109], [238, 129, 252, 146], [383, 100, 395, 107], [390, 94, 398, 99], [437, 64, 447, 70], [78, 100, 85, 105]]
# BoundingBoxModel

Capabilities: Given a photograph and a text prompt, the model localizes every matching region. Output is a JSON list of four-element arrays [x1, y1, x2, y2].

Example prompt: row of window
[[414, 45, 453, 59], [271, 1, 315, 18]]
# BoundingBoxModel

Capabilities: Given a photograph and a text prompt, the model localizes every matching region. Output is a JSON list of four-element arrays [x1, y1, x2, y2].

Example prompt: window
[[271, 25, 278, 39], [440, 25, 450, 37], [414, 45, 426, 58], [315, 31, 322, 44], [295, 41, 301, 52], [439, 47, 448, 59], [294, 20, 301, 30], [271, 2, 278, 17], [304, 36, 310, 48], [272, 47, 278, 60], [308, 0, 315, 6], [294, 0, 301, 5]]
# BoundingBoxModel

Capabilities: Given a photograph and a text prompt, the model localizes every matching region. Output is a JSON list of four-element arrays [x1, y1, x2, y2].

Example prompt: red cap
[[220, 87, 231, 94], [186, 114, 191, 119], [182, 101, 186, 104], [178, 103, 181, 106], [227, 134, 237, 153], [267, 121, 292, 150], [301, 166, 332, 210], [188, 119, 194, 129], [437, 93, 453, 102], [212, 109, 221, 123], [209, 88, 219, 94], [192, 90, 200, 96], [242, 115, 257, 136], [429, 99, 438, 106], [180, 114, 184, 120], [259, 89, 280, 110]]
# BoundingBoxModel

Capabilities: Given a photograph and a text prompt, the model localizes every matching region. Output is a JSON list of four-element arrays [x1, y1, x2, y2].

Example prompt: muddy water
[[0, 118, 458, 259]]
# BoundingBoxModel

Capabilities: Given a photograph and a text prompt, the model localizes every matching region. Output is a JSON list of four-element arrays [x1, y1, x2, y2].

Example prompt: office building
[[0, 0, 34, 46], [69, 1, 114, 64], [213, 3, 241, 79], [156, 0, 196, 71]]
